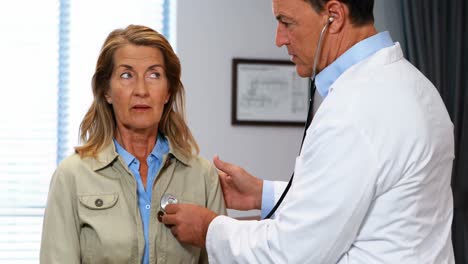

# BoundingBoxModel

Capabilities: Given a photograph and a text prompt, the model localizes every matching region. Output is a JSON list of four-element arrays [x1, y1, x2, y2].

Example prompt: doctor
[[162, 0, 455, 263]]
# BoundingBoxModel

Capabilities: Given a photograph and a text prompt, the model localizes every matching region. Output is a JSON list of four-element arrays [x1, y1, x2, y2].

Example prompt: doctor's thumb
[[213, 155, 237, 175]]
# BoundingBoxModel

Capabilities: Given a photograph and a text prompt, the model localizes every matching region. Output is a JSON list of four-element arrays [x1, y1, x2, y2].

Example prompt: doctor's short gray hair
[[305, 0, 374, 26]]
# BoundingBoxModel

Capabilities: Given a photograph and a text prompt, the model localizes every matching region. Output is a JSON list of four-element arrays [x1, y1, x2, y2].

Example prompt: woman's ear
[[164, 94, 171, 104], [104, 92, 112, 104], [324, 0, 347, 34]]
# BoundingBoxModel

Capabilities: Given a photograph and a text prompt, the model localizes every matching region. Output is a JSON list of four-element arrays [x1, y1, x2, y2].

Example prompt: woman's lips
[[132, 104, 151, 111]]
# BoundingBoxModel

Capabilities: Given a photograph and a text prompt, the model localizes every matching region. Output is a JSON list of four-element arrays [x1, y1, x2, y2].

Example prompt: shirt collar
[[84, 134, 191, 171], [315, 31, 394, 98], [113, 133, 169, 167]]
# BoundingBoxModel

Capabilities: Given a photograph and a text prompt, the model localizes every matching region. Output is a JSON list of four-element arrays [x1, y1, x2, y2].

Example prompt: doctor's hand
[[161, 204, 217, 248], [213, 155, 263, 210]]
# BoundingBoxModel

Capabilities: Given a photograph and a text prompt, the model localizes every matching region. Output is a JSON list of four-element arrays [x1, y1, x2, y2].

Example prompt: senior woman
[[40, 25, 226, 264]]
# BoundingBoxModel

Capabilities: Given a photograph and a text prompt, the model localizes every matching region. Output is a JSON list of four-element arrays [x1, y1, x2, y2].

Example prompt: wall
[[176, 0, 404, 216], [177, 0, 298, 179], [375, 0, 406, 51]]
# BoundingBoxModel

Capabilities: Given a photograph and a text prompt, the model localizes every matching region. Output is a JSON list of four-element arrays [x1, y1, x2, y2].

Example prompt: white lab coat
[[206, 43, 455, 264]]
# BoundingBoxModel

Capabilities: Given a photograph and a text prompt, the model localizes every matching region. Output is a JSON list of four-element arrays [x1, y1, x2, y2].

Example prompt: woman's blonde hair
[[75, 25, 199, 158]]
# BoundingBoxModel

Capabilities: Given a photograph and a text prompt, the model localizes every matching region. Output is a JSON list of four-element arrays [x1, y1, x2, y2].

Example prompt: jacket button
[[95, 198, 103, 207]]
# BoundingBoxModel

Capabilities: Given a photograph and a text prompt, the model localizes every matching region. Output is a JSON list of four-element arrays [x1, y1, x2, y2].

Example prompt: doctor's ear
[[324, 0, 346, 33]]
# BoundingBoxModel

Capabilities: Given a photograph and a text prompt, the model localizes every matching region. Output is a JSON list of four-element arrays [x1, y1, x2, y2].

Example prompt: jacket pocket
[[78, 192, 135, 263], [78, 193, 118, 210]]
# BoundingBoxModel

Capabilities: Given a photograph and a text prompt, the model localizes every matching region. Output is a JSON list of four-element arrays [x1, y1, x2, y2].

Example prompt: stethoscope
[[156, 17, 335, 222], [265, 16, 334, 219], [157, 193, 178, 223]]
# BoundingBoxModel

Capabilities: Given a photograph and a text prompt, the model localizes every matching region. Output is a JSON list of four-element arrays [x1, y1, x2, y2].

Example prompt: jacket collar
[[85, 136, 191, 171]]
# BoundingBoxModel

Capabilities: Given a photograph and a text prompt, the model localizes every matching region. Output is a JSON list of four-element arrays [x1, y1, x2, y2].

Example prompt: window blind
[[0, 0, 173, 262]]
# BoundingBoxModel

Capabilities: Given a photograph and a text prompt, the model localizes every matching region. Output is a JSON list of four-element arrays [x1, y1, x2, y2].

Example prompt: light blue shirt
[[114, 134, 169, 264], [261, 31, 395, 219]]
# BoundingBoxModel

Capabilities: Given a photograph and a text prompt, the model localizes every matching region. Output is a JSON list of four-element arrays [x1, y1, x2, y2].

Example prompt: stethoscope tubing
[[265, 18, 333, 219]]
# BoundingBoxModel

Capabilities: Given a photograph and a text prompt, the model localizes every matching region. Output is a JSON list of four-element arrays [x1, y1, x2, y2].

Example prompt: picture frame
[[232, 58, 309, 126]]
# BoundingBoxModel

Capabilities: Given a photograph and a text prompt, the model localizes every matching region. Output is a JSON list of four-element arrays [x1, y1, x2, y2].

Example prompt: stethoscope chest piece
[[157, 193, 178, 223], [160, 193, 178, 212]]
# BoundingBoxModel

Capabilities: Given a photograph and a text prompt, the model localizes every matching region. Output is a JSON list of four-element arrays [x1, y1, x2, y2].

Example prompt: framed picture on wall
[[232, 58, 309, 126]]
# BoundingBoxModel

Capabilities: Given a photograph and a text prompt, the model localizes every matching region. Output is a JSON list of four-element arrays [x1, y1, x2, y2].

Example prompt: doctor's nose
[[275, 23, 289, 47]]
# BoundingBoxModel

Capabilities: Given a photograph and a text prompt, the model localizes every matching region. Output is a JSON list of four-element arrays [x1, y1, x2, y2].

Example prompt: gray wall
[[375, 0, 406, 52], [177, 0, 299, 184], [176, 0, 404, 215]]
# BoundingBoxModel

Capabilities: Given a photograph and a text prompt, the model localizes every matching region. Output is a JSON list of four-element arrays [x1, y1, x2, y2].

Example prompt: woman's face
[[105, 44, 170, 133]]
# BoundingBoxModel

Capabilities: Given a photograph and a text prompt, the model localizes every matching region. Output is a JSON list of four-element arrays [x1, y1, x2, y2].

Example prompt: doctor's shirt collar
[[314, 31, 394, 98]]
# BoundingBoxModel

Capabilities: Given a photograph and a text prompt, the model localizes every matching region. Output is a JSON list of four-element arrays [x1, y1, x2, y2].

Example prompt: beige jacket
[[40, 141, 226, 264]]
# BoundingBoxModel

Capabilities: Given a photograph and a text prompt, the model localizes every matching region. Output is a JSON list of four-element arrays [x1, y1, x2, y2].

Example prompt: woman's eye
[[120, 72, 132, 79], [149, 72, 161, 79]]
